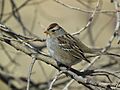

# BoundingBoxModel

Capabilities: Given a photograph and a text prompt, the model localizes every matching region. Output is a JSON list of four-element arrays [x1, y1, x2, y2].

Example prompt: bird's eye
[[51, 29, 56, 32]]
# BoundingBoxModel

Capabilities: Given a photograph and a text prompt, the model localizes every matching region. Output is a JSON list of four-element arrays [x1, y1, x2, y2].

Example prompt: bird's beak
[[44, 31, 49, 35]]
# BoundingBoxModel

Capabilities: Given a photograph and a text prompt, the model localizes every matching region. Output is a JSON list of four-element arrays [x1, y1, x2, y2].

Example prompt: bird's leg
[[56, 61, 71, 76], [56, 61, 84, 77], [56, 61, 68, 69]]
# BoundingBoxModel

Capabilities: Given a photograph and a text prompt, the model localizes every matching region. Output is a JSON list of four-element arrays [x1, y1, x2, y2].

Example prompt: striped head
[[44, 23, 66, 37]]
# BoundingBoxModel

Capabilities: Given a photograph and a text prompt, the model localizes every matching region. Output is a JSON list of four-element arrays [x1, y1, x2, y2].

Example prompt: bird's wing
[[57, 34, 90, 63]]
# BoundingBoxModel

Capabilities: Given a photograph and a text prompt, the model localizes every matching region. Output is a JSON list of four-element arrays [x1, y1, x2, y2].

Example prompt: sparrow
[[44, 23, 119, 67]]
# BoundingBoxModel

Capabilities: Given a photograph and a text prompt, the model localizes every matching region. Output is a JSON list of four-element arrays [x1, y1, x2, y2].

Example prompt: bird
[[44, 23, 119, 67]]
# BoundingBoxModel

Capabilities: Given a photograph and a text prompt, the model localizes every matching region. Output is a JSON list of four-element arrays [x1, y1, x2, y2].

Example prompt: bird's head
[[44, 23, 66, 37]]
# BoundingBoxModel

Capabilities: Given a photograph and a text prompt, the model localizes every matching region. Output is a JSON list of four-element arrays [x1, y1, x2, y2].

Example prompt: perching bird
[[44, 23, 119, 67]]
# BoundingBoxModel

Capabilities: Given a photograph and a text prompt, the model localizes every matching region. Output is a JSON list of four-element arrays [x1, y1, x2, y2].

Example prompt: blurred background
[[0, 0, 120, 90]]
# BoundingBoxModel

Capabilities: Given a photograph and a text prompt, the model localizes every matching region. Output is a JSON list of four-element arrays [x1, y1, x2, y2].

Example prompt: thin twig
[[0, 0, 5, 21], [113, 0, 120, 43], [26, 54, 36, 90], [48, 71, 63, 90], [54, 0, 116, 14], [72, 0, 100, 35]]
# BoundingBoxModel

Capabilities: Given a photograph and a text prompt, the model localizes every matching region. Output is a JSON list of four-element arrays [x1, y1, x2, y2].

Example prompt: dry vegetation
[[0, 0, 120, 90]]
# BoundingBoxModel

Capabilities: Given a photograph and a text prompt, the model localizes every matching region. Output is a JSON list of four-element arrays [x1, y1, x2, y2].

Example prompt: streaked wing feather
[[57, 34, 90, 63]]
